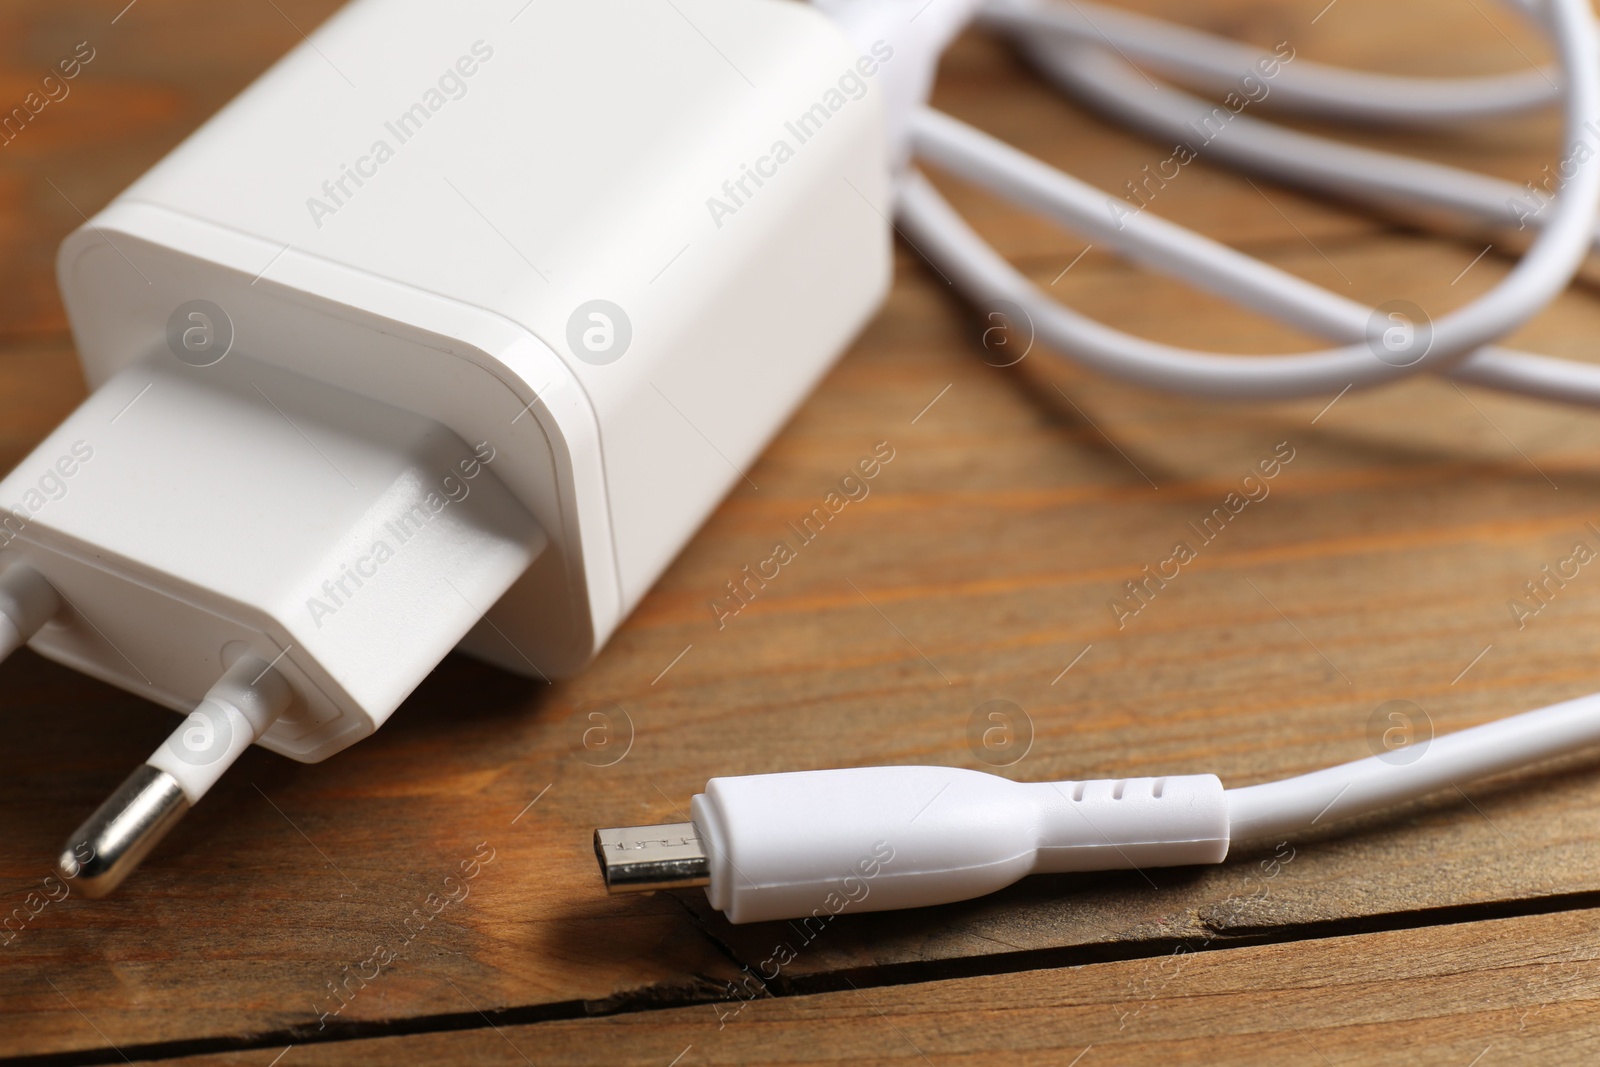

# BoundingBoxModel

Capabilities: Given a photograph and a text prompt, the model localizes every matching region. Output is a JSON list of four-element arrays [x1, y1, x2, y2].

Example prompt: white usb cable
[[595, 0, 1600, 923], [913, 0, 1600, 398], [983, 0, 1559, 125], [599, 690, 1600, 924]]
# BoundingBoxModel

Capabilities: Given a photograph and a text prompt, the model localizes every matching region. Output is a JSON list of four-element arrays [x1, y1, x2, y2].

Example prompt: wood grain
[[143, 907, 1600, 1066], [6, 0, 1600, 1062]]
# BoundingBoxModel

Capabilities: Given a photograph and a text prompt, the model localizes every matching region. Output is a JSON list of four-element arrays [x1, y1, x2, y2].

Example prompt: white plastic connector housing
[[690, 766, 1230, 923], [16, 0, 890, 761]]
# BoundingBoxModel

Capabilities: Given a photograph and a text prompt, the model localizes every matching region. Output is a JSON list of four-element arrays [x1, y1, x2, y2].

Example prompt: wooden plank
[[143, 907, 1600, 1066], [7, 0, 1600, 1059]]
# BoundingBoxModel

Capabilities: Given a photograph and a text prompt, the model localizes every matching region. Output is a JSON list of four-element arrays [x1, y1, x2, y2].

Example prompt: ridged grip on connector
[[691, 766, 1229, 924], [1026, 774, 1229, 873]]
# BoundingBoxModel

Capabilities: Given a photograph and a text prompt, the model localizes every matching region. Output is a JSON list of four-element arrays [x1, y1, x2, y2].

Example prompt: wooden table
[[4, 0, 1600, 1063]]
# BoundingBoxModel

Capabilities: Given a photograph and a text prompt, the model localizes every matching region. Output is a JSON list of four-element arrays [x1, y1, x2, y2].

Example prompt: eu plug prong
[[58, 654, 292, 897], [0, 562, 59, 662]]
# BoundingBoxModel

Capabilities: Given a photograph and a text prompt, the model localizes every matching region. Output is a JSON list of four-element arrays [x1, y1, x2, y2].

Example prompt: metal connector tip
[[594, 821, 710, 893], [57, 764, 190, 898]]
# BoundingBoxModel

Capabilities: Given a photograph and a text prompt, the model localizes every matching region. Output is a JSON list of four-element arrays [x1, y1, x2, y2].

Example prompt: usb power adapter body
[[3, 0, 891, 894]]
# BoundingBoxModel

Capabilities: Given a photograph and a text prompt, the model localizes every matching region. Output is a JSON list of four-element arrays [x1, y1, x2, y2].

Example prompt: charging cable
[[598, 690, 1600, 923], [595, 0, 1600, 923]]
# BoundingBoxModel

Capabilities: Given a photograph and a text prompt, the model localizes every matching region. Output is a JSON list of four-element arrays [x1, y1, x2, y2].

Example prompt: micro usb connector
[[594, 822, 711, 893], [594, 767, 1233, 923]]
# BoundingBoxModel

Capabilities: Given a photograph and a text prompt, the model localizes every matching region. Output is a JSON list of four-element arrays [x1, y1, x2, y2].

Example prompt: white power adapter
[[29, 0, 1591, 927], [7, 0, 892, 895]]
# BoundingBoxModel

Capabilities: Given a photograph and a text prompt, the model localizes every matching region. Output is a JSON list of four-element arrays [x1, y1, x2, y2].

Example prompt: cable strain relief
[[1028, 773, 1231, 873]]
